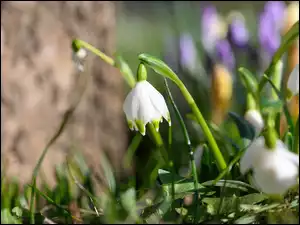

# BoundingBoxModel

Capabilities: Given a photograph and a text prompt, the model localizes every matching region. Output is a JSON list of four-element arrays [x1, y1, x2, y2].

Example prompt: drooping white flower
[[244, 109, 264, 135], [240, 136, 299, 195], [72, 48, 87, 72], [123, 80, 171, 135], [287, 64, 299, 96]]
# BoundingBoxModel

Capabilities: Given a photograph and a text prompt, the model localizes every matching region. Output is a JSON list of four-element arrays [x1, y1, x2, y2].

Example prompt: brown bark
[[1, 1, 127, 190]]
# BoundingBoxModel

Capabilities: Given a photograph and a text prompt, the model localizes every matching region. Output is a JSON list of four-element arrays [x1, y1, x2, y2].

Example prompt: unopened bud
[[245, 109, 264, 134], [72, 48, 87, 72], [76, 48, 87, 59], [211, 64, 233, 125], [137, 63, 147, 81]]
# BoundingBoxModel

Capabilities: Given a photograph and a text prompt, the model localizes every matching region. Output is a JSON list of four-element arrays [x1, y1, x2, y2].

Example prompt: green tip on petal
[[167, 113, 172, 126], [136, 120, 146, 136], [127, 120, 135, 131], [152, 119, 161, 132]]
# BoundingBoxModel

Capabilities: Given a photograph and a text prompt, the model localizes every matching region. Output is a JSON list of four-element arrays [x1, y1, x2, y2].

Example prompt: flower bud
[[227, 11, 249, 48], [215, 39, 235, 71], [179, 33, 197, 72], [201, 5, 227, 54], [264, 1, 286, 31], [137, 63, 147, 81], [258, 11, 281, 58], [211, 64, 233, 125], [245, 109, 264, 134], [72, 48, 87, 72]]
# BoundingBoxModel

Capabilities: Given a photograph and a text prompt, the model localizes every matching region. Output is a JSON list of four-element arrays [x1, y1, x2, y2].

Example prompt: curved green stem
[[73, 39, 114, 66], [263, 74, 294, 133], [164, 78, 199, 223], [73, 39, 165, 151], [258, 21, 299, 94], [138, 53, 227, 171], [72, 39, 136, 88], [175, 79, 227, 171]]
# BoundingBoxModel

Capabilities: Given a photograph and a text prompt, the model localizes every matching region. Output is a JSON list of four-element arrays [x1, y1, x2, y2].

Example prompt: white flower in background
[[244, 109, 264, 134], [123, 80, 171, 136], [240, 136, 299, 195], [287, 64, 299, 96], [72, 48, 87, 72]]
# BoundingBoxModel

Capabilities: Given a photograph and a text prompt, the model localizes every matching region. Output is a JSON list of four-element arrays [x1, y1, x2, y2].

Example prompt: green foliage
[[2, 4, 299, 224]]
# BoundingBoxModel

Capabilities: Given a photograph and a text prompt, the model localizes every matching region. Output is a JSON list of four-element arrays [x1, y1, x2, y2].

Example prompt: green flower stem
[[175, 79, 227, 171], [73, 39, 165, 153], [147, 123, 169, 163], [271, 60, 283, 100], [247, 93, 257, 110], [264, 113, 278, 149], [258, 21, 299, 94], [73, 39, 114, 66], [263, 74, 294, 133], [123, 133, 143, 169], [72, 39, 136, 88], [138, 53, 226, 171], [164, 78, 199, 223]]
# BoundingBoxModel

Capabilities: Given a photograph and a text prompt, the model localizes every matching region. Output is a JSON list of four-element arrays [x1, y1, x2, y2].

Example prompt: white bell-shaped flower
[[244, 109, 264, 135], [123, 80, 171, 136], [240, 136, 299, 195], [287, 64, 299, 96], [72, 48, 87, 72]]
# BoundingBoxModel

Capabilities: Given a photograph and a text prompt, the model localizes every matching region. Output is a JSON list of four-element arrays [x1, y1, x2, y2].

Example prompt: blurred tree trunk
[[1, 1, 127, 191]]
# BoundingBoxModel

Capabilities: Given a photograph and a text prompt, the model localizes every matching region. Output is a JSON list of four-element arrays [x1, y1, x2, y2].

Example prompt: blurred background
[[1, 1, 299, 224], [1, 1, 299, 190]]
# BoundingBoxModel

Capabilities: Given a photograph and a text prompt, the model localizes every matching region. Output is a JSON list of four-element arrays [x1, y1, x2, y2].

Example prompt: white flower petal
[[287, 64, 299, 95], [77, 48, 87, 59], [123, 89, 137, 120], [147, 85, 169, 121], [240, 136, 299, 195], [244, 110, 264, 135], [253, 153, 298, 195], [239, 136, 265, 174], [123, 80, 170, 134], [276, 140, 299, 167]]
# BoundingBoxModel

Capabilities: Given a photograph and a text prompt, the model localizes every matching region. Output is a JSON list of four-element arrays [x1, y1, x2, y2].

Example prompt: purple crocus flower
[[264, 1, 286, 31], [179, 33, 197, 71], [201, 5, 221, 54], [215, 39, 235, 71], [258, 11, 281, 57], [228, 17, 249, 48]]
